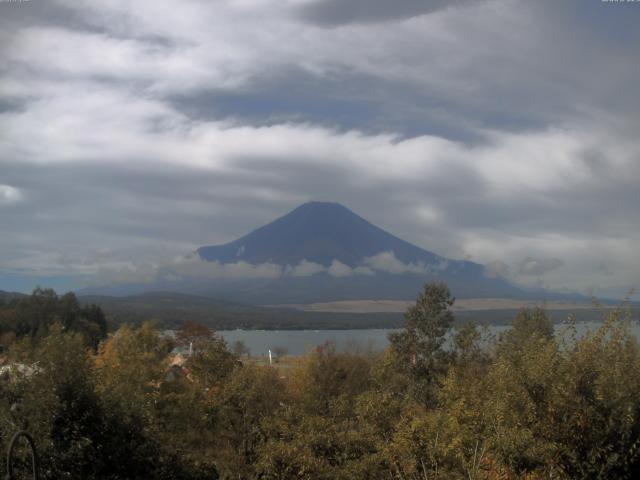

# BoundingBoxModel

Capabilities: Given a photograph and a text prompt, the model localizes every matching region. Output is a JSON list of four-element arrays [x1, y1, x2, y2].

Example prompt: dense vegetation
[[75, 291, 624, 329], [78, 292, 406, 330], [1, 283, 640, 479], [0, 288, 108, 350]]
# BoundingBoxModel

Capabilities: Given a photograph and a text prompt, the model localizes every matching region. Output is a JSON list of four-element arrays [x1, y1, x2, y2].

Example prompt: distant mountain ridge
[[0, 290, 27, 303]]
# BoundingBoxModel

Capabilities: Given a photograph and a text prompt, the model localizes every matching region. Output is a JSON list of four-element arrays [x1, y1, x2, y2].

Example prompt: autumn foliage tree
[[388, 282, 455, 406], [176, 320, 214, 348]]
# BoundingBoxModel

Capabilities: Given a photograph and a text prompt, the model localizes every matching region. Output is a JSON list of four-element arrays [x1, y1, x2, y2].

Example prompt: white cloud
[[286, 259, 326, 277], [0, 185, 23, 205], [516, 256, 564, 277], [94, 263, 160, 285], [327, 260, 354, 277], [168, 255, 282, 280], [364, 251, 427, 274]]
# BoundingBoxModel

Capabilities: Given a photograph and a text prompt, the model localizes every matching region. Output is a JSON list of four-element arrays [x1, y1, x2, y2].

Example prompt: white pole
[[268, 349, 272, 366], [189, 342, 193, 357]]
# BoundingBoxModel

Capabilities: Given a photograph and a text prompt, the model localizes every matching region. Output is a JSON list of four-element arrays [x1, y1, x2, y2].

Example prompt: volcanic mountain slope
[[195, 201, 524, 302], [198, 201, 443, 267]]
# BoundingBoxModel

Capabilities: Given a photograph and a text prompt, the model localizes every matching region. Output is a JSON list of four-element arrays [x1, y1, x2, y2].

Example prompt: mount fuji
[[194, 202, 524, 303]]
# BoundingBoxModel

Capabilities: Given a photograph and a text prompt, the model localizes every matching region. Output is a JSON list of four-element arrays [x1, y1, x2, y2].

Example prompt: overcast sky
[[1, 0, 639, 298]]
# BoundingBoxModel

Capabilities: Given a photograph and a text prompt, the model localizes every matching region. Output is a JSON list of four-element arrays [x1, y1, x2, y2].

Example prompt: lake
[[218, 321, 640, 357]]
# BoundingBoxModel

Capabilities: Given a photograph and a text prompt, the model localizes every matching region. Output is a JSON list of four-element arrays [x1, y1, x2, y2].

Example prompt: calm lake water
[[218, 322, 640, 357]]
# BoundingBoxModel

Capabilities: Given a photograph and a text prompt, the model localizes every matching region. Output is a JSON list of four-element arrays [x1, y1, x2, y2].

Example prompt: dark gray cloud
[[168, 68, 497, 144], [0, 1, 82, 31]]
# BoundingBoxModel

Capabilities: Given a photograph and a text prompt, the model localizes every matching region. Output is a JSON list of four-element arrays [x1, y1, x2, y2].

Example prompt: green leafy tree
[[94, 322, 171, 421], [187, 335, 239, 388], [388, 282, 455, 406], [0, 288, 107, 349], [545, 311, 640, 478], [1, 326, 165, 479], [210, 365, 284, 479], [291, 342, 372, 418]]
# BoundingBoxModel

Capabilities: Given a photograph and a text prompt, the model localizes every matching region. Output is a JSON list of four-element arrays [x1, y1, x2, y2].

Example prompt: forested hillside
[[0, 288, 107, 350], [78, 291, 405, 330], [1, 283, 639, 479]]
